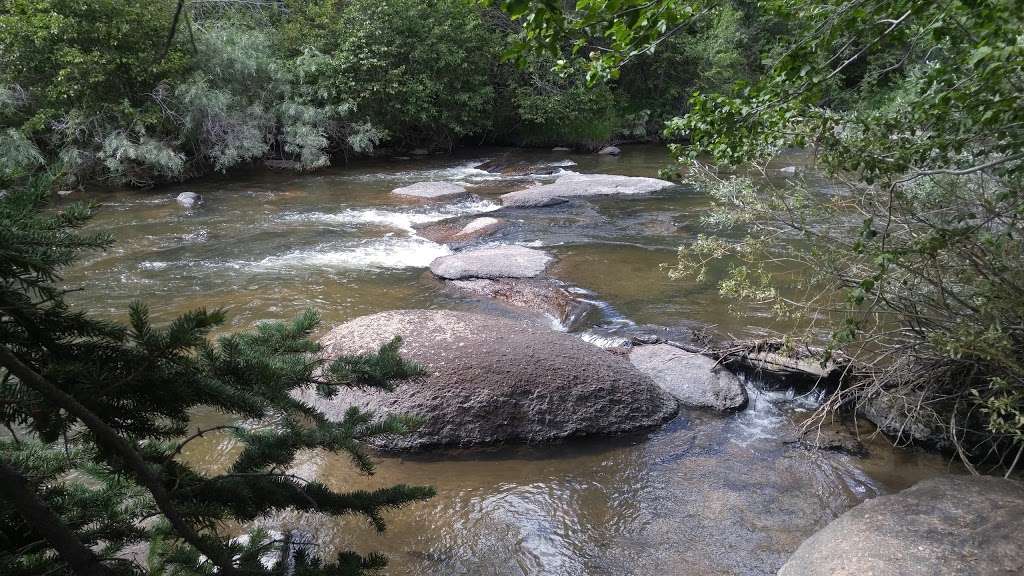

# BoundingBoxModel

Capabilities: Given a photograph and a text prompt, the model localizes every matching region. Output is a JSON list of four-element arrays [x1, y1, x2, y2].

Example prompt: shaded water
[[65, 146, 955, 575]]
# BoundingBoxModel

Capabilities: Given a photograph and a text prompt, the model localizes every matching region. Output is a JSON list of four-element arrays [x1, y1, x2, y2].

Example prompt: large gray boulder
[[500, 173, 675, 208], [391, 181, 468, 199], [312, 310, 679, 449], [430, 245, 551, 279], [598, 145, 621, 156], [778, 475, 1024, 576], [629, 344, 747, 411]]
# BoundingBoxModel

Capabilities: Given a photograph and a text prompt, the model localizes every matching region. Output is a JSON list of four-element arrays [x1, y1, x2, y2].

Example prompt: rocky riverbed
[[64, 145, 978, 575]]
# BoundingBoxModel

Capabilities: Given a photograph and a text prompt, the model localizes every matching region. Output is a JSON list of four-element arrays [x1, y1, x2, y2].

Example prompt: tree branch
[[0, 346, 240, 575], [0, 460, 114, 576]]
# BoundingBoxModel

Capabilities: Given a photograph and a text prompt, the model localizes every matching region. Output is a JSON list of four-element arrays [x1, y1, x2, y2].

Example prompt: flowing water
[[64, 145, 956, 575]]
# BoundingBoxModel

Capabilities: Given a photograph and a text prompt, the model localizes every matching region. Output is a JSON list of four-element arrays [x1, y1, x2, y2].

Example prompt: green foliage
[[0, 0, 187, 130], [510, 63, 623, 148], [307, 0, 501, 148], [495, 0, 1024, 470], [0, 180, 434, 574], [671, 1, 1023, 468]]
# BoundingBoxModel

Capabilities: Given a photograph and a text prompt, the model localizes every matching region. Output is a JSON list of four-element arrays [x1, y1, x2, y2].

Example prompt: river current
[[64, 145, 954, 575]]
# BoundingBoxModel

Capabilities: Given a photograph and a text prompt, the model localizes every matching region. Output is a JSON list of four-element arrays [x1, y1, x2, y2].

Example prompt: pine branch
[[0, 460, 114, 576], [0, 346, 242, 576]]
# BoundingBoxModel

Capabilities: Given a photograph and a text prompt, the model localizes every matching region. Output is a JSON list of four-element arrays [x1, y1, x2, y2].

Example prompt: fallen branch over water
[[662, 338, 847, 387]]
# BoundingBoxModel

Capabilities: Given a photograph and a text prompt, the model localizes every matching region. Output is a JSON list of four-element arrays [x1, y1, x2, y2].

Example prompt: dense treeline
[[0, 0, 768, 188]]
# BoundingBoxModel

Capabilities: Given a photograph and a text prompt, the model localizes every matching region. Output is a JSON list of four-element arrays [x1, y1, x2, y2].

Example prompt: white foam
[[283, 199, 500, 233], [341, 159, 579, 184], [341, 161, 501, 183], [579, 331, 632, 349], [253, 236, 451, 271], [730, 386, 826, 445]]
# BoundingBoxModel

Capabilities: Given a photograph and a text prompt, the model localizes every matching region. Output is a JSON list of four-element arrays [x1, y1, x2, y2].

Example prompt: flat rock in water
[[392, 181, 468, 199], [475, 158, 565, 176], [447, 277, 594, 330], [778, 475, 1024, 576], [416, 217, 506, 246], [430, 245, 551, 279], [501, 173, 675, 208], [598, 145, 621, 156], [629, 344, 747, 411], [310, 310, 679, 449]]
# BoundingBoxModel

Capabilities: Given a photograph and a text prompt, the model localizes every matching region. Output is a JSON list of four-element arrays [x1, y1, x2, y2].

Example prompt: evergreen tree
[[0, 177, 434, 575]]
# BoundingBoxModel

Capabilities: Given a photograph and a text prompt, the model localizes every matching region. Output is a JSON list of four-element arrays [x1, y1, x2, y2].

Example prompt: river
[[63, 145, 955, 575]]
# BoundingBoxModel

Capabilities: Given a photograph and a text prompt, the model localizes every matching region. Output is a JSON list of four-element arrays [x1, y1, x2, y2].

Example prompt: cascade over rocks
[[392, 181, 469, 199], [629, 344, 747, 411], [311, 310, 679, 450], [430, 245, 551, 279], [501, 173, 676, 208], [778, 475, 1024, 576]]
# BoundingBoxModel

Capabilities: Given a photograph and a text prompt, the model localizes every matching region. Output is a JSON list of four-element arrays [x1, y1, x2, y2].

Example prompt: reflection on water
[[66, 145, 956, 575]]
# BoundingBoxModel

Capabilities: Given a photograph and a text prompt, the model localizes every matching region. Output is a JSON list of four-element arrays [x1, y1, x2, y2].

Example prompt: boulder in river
[[416, 217, 507, 246], [311, 310, 679, 449], [176, 192, 202, 208], [598, 145, 621, 156], [475, 157, 570, 176], [500, 173, 675, 208], [430, 245, 551, 280], [778, 475, 1024, 576], [392, 181, 468, 199], [629, 344, 747, 411], [447, 277, 594, 330]]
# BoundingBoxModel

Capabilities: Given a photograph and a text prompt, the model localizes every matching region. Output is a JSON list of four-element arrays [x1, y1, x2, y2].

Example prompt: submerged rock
[[797, 421, 866, 456], [629, 344, 747, 411], [312, 310, 679, 449], [447, 277, 594, 330], [176, 192, 202, 208], [778, 475, 1024, 576], [552, 146, 572, 151], [598, 145, 621, 156], [500, 173, 675, 208], [391, 181, 468, 199], [430, 245, 551, 280]]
